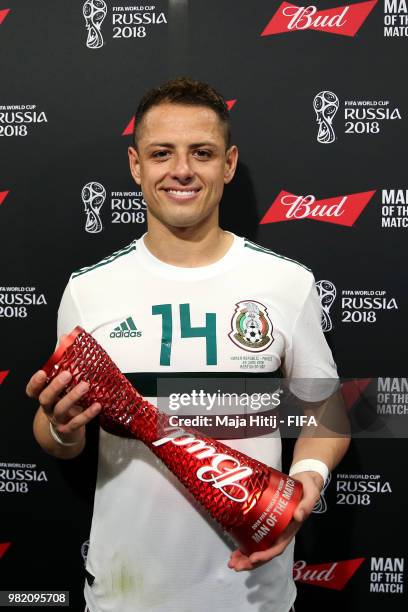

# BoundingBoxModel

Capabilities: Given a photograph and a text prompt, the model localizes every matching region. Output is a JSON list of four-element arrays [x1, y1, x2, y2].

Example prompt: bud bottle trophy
[[42, 327, 302, 554]]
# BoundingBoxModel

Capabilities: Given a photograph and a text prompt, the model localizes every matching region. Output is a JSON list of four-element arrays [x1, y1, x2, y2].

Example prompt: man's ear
[[128, 146, 141, 185], [224, 145, 238, 184]]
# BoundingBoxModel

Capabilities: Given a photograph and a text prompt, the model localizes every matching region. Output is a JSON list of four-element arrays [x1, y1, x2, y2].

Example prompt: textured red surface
[[43, 327, 302, 553]]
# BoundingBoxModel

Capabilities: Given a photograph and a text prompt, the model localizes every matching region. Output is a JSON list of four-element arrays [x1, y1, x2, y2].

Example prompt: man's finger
[[249, 540, 287, 564], [38, 370, 72, 413], [53, 380, 90, 424], [57, 403, 101, 434], [26, 370, 48, 399]]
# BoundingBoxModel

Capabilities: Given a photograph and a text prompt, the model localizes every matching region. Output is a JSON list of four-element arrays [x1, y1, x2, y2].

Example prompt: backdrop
[[1, 1, 407, 610]]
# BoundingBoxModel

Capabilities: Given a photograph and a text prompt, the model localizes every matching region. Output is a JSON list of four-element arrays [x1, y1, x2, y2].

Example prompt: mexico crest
[[229, 300, 274, 352]]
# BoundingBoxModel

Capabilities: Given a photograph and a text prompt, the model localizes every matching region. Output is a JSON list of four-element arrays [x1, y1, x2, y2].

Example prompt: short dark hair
[[133, 77, 231, 149]]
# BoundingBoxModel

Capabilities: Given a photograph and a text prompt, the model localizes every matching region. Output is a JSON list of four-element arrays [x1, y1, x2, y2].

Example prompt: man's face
[[128, 103, 238, 230]]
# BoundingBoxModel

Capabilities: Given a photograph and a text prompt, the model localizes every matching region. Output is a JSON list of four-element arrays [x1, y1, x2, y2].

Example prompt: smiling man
[[27, 78, 349, 612]]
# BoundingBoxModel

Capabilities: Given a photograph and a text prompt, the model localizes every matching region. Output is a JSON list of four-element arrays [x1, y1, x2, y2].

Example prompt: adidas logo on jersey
[[110, 316, 142, 338]]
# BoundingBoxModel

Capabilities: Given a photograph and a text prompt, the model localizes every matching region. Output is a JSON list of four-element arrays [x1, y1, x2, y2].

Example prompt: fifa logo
[[82, 182, 106, 233], [83, 0, 107, 49], [313, 91, 339, 144], [316, 280, 337, 332]]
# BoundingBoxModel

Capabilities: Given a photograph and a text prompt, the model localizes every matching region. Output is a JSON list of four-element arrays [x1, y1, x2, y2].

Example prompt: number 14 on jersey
[[152, 303, 217, 366]]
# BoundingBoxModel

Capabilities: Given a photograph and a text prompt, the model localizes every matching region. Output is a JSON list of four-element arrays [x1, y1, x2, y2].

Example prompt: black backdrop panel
[[1, 1, 407, 610]]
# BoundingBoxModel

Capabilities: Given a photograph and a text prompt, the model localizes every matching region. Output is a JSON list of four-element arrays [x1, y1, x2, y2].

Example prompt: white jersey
[[57, 233, 338, 612]]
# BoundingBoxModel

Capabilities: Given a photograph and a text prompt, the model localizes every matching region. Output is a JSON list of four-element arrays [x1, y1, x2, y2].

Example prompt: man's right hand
[[27, 349, 101, 457]]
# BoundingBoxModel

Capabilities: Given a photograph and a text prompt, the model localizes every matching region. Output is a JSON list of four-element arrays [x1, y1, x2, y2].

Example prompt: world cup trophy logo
[[83, 0, 107, 49], [82, 181, 106, 233], [316, 280, 337, 332], [312, 473, 331, 514], [313, 91, 339, 144]]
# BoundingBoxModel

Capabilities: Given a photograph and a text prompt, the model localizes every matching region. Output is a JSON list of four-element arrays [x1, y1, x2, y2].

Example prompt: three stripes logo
[[110, 316, 142, 339]]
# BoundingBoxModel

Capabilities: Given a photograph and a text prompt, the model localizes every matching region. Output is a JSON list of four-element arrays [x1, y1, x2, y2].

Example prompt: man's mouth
[[163, 188, 201, 201]]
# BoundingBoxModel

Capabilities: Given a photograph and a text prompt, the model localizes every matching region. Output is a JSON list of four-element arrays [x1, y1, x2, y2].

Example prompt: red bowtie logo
[[261, 1, 377, 37], [260, 190, 376, 227]]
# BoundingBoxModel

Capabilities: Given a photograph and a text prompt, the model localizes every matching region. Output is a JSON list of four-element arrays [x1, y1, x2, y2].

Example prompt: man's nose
[[169, 153, 194, 182]]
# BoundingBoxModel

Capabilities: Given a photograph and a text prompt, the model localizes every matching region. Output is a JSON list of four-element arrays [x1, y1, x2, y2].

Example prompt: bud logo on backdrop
[[0, 287, 47, 319], [336, 473, 392, 507], [313, 92, 402, 142], [0, 190, 9, 205], [384, 0, 408, 36], [0, 105, 48, 137], [82, 182, 147, 231], [370, 557, 405, 593], [83, 1, 168, 48], [260, 190, 376, 226], [0, 8, 9, 25], [261, 1, 377, 37], [0, 462, 48, 494], [293, 557, 365, 589], [122, 101, 237, 137], [377, 378, 408, 416], [381, 189, 408, 227]]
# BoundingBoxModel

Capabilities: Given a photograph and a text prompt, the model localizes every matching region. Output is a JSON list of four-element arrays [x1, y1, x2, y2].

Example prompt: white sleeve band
[[289, 459, 330, 484], [49, 421, 81, 447]]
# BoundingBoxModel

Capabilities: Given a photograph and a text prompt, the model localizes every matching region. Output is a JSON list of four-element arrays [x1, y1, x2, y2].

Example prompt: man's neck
[[143, 224, 234, 268]]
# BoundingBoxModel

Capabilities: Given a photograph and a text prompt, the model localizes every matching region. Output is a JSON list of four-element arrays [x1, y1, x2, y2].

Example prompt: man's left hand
[[228, 471, 324, 571]]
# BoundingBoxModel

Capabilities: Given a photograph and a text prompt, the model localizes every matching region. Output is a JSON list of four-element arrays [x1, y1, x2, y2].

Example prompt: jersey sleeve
[[283, 279, 339, 401], [57, 278, 85, 341]]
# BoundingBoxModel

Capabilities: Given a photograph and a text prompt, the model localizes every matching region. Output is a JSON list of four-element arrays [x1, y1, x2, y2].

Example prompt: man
[[27, 78, 349, 612]]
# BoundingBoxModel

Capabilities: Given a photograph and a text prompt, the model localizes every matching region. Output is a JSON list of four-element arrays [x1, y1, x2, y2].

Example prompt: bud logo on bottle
[[260, 190, 376, 226], [261, 1, 377, 36], [153, 426, 253, 502]]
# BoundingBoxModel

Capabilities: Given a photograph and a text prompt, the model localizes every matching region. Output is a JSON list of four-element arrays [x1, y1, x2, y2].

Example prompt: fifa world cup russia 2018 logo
[[82, 182, 106, 234], [313, 91, 339, 144], [229, 300, 274, 352], [83, 0, 107, 49], [316, 280, 337, 332]]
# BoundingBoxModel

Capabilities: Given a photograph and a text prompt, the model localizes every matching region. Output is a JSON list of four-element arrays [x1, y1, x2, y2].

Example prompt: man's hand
[[228, 471, 323, 572], [27, 338, 101, 455]]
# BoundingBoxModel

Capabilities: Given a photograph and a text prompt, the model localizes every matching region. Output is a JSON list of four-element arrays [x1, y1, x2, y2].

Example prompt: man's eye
[[194, 150, 211, 158], [152, 151, 169, 158]]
